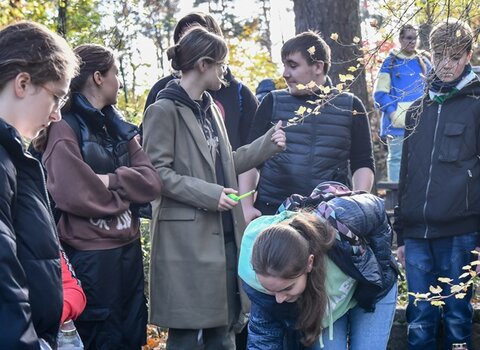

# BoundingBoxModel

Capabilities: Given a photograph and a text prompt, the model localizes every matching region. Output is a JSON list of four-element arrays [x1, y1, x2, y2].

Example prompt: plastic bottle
[[57, 320, 84, 350]]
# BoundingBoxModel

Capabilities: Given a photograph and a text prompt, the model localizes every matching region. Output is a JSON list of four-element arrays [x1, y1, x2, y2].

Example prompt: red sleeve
[[60, 250, 86, 324]]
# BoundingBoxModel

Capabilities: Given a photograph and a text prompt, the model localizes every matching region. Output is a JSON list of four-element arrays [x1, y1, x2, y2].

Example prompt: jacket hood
[[389, 49, 424, 60], [157, 79, 215, 115], [454, 73, 480, 96], [256, 79, 276, 95], [326, 194, 387, 236]]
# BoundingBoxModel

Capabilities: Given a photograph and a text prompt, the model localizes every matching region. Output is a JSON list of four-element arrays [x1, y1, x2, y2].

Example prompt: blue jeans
[[387, 136, 403, 182], [320, 283, 397, 349], [404, 233, 478, 350]]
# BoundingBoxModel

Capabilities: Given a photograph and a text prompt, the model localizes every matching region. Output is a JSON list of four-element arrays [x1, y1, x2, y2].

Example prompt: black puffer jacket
[[0, 119, 62, 349]]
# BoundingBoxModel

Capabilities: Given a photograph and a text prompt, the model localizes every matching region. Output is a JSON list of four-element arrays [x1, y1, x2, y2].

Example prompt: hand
[[218, 188, 239, 211], [396, 245, 405, 268], [242, 204, 262, 225], [271, 121, 286, 150]]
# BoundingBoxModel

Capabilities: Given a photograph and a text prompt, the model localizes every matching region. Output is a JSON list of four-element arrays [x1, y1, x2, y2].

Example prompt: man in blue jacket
[[374, 24, 430, 182]]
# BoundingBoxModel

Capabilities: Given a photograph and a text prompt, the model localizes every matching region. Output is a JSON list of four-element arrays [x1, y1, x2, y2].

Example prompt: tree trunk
[[292, 0, 369, 107], [57, 0, 68, 37], [293, 0, 386, 182]]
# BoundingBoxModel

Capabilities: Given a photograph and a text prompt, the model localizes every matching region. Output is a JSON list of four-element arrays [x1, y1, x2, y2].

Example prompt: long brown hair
[[251, 212, 336, 346]]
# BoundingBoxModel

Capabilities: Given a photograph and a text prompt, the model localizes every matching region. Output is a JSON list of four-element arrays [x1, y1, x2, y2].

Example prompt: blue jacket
[[374, 50, 431, 137]]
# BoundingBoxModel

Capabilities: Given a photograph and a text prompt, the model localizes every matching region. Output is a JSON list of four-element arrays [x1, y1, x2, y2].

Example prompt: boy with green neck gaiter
[[394, 18, 480, 350]]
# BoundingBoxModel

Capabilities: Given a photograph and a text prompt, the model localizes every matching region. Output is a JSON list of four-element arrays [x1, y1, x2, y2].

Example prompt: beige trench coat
[[143, 97, 281, 329]]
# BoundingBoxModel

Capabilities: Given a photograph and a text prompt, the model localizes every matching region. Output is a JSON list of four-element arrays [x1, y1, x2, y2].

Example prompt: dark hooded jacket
[[394, 74, 480, 245], [144, 68, 257, 150], [157, 80, 235, 236], [0, 119, 62, 349]]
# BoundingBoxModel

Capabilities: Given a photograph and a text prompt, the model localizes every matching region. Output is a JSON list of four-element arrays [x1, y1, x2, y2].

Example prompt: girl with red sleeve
[[39, 44, 162, 350]]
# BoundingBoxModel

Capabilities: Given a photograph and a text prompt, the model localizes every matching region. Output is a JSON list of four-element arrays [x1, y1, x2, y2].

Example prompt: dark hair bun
[[166, 45, 180, 70]]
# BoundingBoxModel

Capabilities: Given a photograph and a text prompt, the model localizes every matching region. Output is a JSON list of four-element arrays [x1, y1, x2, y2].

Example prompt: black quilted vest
[[63, 93, 136, 174], [257, 90, 354, 206]]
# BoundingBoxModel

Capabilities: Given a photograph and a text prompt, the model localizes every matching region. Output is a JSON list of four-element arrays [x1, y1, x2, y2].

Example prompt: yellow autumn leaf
[[450, 284, 464, 293], [352, 36, 360, 43], [455, 293, 467, 299], [429, 285, 443, 294], [330, 33, 339, 41], [307, 46, 316, 55], [416, 292, 431, 299], [306, 81, 317, 89], [462, 265, 472, 270], [295, 106, 307, 115], [296, 83, 306, 90], [336, 83, 344, 91], [471, 250, 480, 255], [470, 260, 480, 265], [438, 277, 453, 283], [288, 117, 300, 123], [347, 66, 357, 72], [339, 74, 354, 83], [459, 272, 470, 279], [431, 300, 445, 306], [319, 85, 331, 94]]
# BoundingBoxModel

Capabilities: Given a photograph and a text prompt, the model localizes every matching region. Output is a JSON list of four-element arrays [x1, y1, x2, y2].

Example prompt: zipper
[[423, 104, 442, 238], [466, 169, 473, 211]]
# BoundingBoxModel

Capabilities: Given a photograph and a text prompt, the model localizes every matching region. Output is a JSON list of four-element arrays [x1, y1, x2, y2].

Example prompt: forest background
[[2, 0, 479, 182], [2, 2, 480, 340]]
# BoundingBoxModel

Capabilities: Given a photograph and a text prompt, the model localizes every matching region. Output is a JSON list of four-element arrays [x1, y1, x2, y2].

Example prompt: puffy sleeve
[[0, 160, 40, 349]]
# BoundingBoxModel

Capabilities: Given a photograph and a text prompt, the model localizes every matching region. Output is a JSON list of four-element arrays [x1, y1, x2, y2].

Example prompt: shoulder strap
[[237, 82, 243, 116], [62, 113, 82, 145]]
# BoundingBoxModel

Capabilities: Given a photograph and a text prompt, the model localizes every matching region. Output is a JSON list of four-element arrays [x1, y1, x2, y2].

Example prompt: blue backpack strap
[[238, 82, 243, 116]]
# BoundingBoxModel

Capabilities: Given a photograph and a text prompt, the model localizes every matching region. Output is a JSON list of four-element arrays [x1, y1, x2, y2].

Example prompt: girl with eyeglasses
[[142, 25, 286, 349], [0, 21, 79, 349], [36, 43, 162, 349]]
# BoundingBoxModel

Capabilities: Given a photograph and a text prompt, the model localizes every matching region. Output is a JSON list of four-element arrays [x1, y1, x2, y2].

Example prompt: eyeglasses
[[217, 61, 228, 74], [40, 85, 69, 111], [201, 57, 228, 75], [403, 36, 417, 41]]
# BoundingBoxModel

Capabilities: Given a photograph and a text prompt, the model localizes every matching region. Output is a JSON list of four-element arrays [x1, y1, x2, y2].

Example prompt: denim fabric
[[404, 233, 478, 350], [320, 283, 397, 349], [387, 135, 403, 182]]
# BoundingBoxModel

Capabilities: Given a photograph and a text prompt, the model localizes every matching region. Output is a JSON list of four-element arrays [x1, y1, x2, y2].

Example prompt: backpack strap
[[237, 82, 243, 116], [62, 113, 82, 145]]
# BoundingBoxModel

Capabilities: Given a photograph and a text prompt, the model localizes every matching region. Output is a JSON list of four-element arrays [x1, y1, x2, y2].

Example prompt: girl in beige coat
[[143, 25, 286, 350]]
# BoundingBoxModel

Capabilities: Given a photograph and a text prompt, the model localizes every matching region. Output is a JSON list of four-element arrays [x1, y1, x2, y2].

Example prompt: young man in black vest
[[240, 31, 375, 222]]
